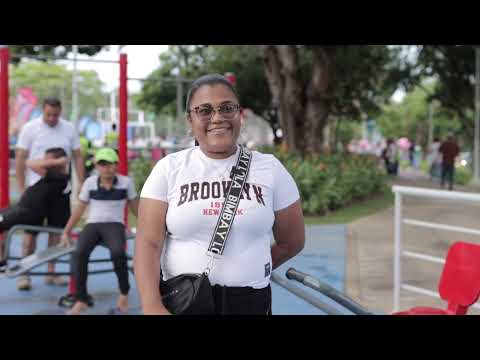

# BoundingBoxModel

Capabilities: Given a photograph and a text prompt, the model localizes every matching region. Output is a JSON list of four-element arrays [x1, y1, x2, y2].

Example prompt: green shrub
[[399, 160, 410, 169], [129, 146, 389, 216], [260, 146, 388, 215], [129, 155, 154, 193], [419, 159, 429, 173], [454, 166, 472, 185]]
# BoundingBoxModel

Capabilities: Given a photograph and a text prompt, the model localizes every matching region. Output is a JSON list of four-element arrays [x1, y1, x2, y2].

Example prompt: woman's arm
[[271, 200, 305, 270], [25, 157, 68, 177], [134, 198, 170, 315]]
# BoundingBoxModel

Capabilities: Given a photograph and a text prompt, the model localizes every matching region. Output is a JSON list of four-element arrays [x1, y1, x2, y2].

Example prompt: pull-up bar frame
[[9, 54, 119, 64], [0, 46, 128, 211]]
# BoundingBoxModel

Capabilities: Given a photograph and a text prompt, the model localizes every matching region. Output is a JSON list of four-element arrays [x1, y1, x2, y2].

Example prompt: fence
[[392, 185, 480, 312]]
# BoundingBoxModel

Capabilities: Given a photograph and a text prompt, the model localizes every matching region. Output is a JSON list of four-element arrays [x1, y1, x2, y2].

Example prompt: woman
[[134, 74, 305, 315]]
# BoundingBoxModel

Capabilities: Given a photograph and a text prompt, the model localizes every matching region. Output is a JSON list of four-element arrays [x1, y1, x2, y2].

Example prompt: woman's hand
[[143, 304, 172, 315]]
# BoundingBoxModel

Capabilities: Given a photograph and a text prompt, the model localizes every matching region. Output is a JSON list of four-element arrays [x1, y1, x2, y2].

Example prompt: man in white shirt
[[15, 97, 86, 290]]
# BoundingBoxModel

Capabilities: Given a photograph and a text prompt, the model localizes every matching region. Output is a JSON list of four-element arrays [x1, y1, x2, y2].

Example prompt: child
[[0, 148, 68, 270], [60, 148, 138, 315]]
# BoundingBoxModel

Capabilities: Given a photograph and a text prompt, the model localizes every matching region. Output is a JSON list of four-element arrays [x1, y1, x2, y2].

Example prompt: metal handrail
[[4, 225, 64, 262], [286, 268, 374, 315], [2, 224, 135, 277], [270, 272, 344, 315], [5, 224, 135, 260], [392, 185, 480, 312]]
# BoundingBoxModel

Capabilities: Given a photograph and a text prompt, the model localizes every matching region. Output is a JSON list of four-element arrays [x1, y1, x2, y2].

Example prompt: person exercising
[[0, 148, 69, 271]]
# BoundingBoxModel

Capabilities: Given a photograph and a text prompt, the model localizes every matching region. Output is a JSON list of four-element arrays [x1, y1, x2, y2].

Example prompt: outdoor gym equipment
[[0, 47, 129, 218], [285, 268, 373, 315], [282, 241, 480, 315], [392, 241, 480, 315], [5, 245, 75, 278], [1, 224, 135, 276], [0, 224, 135, 308]]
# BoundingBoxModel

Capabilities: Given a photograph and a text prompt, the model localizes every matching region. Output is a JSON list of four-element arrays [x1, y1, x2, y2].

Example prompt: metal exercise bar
[[270, 272, 344, 315], [286, 268, 373, 315]]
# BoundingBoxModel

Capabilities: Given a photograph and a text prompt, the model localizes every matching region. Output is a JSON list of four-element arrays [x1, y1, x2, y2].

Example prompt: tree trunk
[[275, 45, 305, 153], [304, 47, 332, 153], [258, 45, 292, 149], [259, 45, 333, 155], [258, 45, 305, 152]]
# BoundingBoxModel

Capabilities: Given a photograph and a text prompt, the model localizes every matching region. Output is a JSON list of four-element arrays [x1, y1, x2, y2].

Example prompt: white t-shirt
[[16, 117, 81, 187], [140, 146, 300, 289], [79, 175, 137, 225]]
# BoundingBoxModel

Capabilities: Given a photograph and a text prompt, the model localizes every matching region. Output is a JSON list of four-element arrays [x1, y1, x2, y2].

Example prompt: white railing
[[392, 185, 480, 312]]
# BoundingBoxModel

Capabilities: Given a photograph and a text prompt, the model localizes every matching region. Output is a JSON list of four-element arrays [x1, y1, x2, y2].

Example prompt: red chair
[[393, 241, 480, 315]]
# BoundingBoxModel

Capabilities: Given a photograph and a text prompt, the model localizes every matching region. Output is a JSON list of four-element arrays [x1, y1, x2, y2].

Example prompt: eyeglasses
[[187, 102, 240, 122]]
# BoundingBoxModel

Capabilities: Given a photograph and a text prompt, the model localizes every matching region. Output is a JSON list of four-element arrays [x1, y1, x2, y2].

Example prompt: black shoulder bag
[[159, 145, 252, 315]]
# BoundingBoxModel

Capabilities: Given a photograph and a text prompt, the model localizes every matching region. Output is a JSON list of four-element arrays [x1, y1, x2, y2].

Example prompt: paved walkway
[[1, 225, 347, 315], [346, 167, 480, 315], [0, 235, 141, 315], [4, 176, 348, 315], [272, 225, 347, 314]]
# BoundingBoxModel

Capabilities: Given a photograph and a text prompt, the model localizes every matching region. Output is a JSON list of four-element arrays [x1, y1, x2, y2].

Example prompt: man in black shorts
[[0, 148, 69, 274]]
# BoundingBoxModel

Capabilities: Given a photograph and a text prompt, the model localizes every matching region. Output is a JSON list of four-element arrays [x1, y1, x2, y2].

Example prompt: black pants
[[0, 206, 44, 233], [211, 284, 272, 315], [25, 193, 71, 235], [385, 160, 398, 175], [72, 222, 130, 303], [441, 164, 455, 190]]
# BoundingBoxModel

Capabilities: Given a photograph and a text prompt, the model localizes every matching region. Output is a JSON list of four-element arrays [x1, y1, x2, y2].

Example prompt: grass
[[304, 190, 394, 225]]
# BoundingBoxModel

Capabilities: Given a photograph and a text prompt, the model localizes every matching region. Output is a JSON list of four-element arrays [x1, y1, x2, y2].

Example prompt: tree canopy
[[135, 45, 477, 154], [404, 45, 476, 137], [8, 45, 108, 63], [10, 61, 108, 119], [258, 45, 410, 153]]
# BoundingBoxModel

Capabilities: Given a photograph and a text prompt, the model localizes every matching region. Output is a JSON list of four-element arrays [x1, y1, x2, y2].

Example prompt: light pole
[[70, 45, 79, 207], [474, 46, 480, 184], [175, 73, 183, 137], [0, 45, 9, 209], [428, 101, 434, 148], [72, 45, 78, 125]]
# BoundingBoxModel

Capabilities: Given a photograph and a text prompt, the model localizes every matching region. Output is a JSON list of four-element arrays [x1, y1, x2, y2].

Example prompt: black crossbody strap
[[206, 145, 252, 257]]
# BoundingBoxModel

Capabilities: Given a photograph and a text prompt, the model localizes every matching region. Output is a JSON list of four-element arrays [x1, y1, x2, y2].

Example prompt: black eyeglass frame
[[187, 103, 241, 121]]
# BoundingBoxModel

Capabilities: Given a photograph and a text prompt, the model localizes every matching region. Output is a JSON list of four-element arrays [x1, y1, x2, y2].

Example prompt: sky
[[58, 45, 169, 93], [392, 89, 406, 103]]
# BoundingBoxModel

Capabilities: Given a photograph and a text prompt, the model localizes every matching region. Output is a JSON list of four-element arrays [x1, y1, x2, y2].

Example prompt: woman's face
[[188, 84, 242, 159]]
